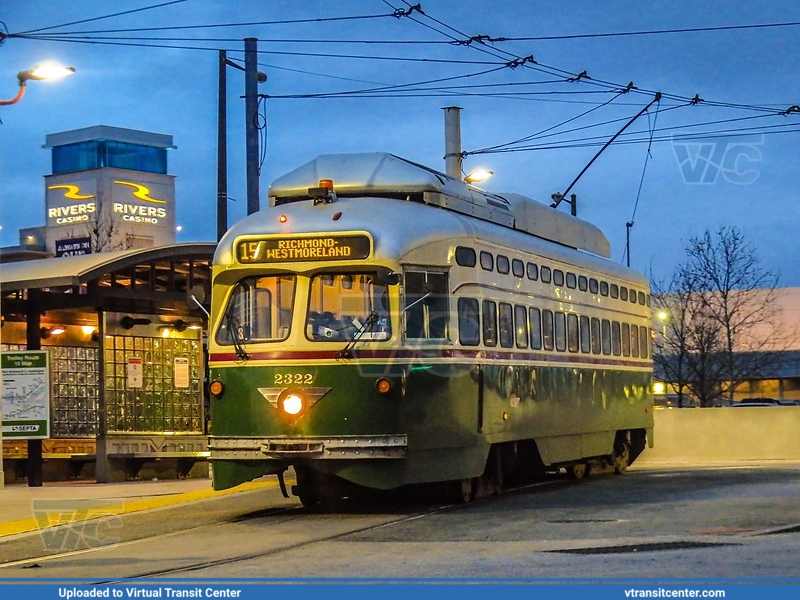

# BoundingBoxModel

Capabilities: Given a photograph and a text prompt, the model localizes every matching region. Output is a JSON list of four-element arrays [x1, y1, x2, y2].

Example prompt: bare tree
[[686, 226, 786, 401], [652, 266, 726, 407], [653, 226, 790, 407], [85, 210, 130, 253]]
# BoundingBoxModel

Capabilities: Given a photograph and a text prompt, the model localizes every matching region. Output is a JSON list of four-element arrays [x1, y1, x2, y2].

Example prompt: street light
[[0, 63, 75, 106], [464, 169, 493, 184], [1, 61, 75, 489]]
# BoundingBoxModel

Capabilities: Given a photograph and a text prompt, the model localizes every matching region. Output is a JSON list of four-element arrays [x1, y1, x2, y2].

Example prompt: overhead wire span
[[8, 10, 410, 37], [13, 0, 188, 35]]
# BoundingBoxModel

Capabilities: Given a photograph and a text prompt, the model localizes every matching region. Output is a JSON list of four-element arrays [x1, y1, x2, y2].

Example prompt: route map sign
[[1, 351, 50, 439]]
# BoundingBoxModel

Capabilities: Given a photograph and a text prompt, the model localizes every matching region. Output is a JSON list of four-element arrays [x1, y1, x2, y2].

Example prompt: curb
[[0, 478, 289, 539]]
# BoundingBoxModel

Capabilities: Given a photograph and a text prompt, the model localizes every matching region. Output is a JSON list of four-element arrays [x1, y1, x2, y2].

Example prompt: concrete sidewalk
[[0, 476, 283, 539]]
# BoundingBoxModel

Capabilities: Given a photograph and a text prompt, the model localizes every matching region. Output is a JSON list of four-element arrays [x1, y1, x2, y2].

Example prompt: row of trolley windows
[[454, 246, 649, 307], [457, 298, 650, 358]]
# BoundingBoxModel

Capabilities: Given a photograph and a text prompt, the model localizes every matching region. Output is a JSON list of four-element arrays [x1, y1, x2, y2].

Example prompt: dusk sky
[[2, 1, 800, 285]]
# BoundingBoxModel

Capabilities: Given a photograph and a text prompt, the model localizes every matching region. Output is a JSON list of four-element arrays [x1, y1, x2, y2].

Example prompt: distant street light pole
[[244, 38, 260, 217], [217, 43, 267, 241], [0, 62, 75, 490]]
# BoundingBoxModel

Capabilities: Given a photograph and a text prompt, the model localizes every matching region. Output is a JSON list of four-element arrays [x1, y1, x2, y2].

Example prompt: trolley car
[[208, 153, 653, 503]]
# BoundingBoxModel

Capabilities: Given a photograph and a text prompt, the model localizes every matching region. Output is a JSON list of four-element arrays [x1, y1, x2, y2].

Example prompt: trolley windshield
[[306, 273, 391, 342], [217, 274, 296, 344]]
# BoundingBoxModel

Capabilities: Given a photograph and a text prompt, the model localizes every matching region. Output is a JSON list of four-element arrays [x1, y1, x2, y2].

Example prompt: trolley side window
[[404, 271, 449, 340], [542, 309, 554, 351], [307, 273, 392, 342], [527, 262, 539, 281], [499, 302, 514, 348], [529, 308, 542, 350], [601, 319, 612, 355], [480, 251, 494, 271], [567, 313, 579, 353], [496, 255, 510, 275], [457, 297, 480, 346], [590, 317, 601, 354], [455, 246, 477, 267], [554, 311, 567, 352], [640, 327, 650, 358], [612, 321, 622, 356], [217, 275, 296, 344], [630, 324, 639, 358], [621, 323, 631, 357], [482, 300, 497, 347], [512, 259, 525, 278], [579, 315, 590, 354], [514, 304, 528, 349]]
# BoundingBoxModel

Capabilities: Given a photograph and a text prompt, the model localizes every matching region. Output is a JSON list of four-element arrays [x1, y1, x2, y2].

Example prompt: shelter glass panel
[[104, 334, 203, 433]]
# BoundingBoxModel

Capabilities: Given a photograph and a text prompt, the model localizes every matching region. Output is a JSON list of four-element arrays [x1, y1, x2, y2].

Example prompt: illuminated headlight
[[282, 393, 304, 415]]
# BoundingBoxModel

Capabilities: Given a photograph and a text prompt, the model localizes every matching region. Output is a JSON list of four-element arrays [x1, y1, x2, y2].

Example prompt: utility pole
[[217, 50, 228, 241], [443, 106, 463, 179], [244, 38, 260, 215]]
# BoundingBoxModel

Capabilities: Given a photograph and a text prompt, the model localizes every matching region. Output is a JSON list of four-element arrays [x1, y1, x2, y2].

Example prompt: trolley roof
[[267, 153, 610, 258]]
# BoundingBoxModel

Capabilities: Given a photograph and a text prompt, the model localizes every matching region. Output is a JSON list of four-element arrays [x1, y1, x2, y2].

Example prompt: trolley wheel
[[455, 478, 475, 503], [612, 438, 631, 474], [569, 463, 589, 479]]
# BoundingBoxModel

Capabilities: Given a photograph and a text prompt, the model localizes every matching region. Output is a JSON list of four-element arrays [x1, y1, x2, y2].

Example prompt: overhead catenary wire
[[12, 0, 189, 36]]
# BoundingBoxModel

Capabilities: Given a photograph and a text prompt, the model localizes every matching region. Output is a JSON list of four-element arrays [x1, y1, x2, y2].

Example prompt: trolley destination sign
[[237, 234, 371, 263]]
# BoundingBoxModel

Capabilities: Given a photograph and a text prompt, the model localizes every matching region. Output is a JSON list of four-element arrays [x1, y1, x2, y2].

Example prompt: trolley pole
[[626, 221, 633, 267], [244, 38, 260, 215]]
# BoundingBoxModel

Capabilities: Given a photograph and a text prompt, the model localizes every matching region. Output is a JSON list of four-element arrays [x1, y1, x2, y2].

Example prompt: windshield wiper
[[336, 312, 379, 360], [225, 313, 250, 361]]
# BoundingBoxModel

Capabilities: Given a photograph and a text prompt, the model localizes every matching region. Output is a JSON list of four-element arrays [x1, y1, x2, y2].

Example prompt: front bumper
[[210, 434, 408, 460]]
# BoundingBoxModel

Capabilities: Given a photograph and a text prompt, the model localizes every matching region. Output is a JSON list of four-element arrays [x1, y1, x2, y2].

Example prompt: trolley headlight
[[282, 393, 304, 416]]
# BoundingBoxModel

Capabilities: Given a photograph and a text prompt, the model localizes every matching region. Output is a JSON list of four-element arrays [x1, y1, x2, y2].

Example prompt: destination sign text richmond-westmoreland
[[236, 234, 371, 263]]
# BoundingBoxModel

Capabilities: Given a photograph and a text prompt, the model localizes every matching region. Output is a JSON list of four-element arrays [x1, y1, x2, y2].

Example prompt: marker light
[[209, 381, 224, 396], [318, 179, 334, 190], [282, 393, 304, 415], [279, 214, 287, 223], [376, 378, 392, 394]]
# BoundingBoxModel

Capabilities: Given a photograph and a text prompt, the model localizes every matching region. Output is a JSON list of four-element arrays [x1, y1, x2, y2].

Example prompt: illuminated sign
[[47, 184, 97, 224], [55, 237, 92, 257], [113, 180, 166, 204], [113, 180, 168, 224], [237, 235, 371, 263]]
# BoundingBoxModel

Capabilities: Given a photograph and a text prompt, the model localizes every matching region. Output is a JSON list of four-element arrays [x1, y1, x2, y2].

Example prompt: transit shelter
[[1, 243, 214, 483]]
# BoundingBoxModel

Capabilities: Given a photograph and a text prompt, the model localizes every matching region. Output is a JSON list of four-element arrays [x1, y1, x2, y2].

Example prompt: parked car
[[733, 397, 780, 407]]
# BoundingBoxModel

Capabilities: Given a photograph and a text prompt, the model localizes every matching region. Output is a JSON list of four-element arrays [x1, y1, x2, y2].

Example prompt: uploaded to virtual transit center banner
[[0, 581, 798, 600]]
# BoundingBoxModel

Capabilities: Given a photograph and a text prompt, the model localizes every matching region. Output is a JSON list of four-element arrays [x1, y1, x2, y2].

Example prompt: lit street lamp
[[464, 169, 494, 185], [0, 63, 75, 106], [1, 61, 75, 489]]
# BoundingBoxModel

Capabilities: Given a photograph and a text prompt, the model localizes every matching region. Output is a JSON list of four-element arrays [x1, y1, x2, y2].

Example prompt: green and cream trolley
[[208, 153, 653, 503]]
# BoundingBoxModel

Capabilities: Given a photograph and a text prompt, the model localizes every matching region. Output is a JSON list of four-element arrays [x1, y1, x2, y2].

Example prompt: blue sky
[[2, 0, 800, 285]]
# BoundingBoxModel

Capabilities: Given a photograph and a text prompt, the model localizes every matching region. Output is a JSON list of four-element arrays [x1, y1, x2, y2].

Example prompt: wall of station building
[[45, 167, 176, 256]]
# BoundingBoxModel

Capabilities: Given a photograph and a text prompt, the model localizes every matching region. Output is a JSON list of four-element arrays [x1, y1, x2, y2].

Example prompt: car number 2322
[[274, 373, 314, 385]]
